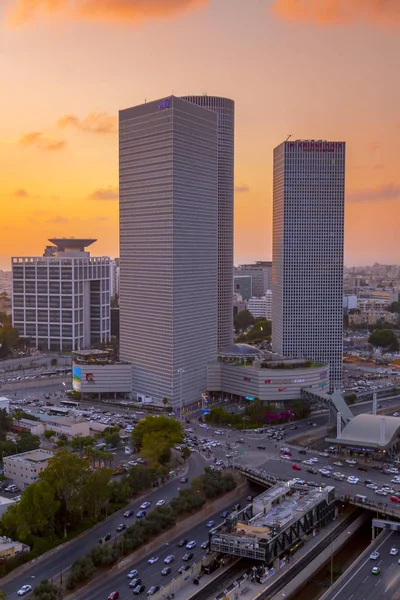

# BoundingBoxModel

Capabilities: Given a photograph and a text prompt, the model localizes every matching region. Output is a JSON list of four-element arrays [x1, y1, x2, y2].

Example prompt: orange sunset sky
[[1, 0, 400, 270]]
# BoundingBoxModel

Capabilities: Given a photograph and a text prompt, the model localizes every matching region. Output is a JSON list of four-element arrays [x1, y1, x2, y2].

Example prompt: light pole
[[177, 368, 185, 422]]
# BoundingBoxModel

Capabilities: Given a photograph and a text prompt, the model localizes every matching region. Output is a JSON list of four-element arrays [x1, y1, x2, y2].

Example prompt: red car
[[292, 464, 302, 471], [108, 593, 119, 600], [390, 496, 400, 503]]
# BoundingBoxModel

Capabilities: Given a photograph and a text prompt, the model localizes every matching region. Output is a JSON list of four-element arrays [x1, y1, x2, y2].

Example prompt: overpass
[[301, 387, 354, 425]]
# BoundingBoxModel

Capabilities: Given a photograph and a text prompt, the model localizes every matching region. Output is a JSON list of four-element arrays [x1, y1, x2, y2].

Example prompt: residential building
[[3, 449, 54, 489], [181, 95, 235, 351], [119, 96, 219, 408], [234, 275, 252, 301], [248, 291, 272, 320], [0, 536, 29, 559], [348, 309, 398, 327], [234, 261, 272, 297], [272, 139, 345, 391], [12, 238, 111, 352]]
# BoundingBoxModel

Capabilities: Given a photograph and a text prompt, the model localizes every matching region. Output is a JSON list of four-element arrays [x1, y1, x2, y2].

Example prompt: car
[[364, 479, 373, 485], [99, 533, 112, 544], [347, 476, 359, 484], [206, 520, 215, 528], [292, 464, 302, 471], [319, 452, 329, 457], [367, 483, 378, 490], [257, 445, 266, 450], [180, 476, 188, 483], [164, 554, 175, 564], [136, 510, 147, 518], [201, 540, 210, 549], [390, 495, 400, 503], [246, 495, 253, 502], [307, 481, 319, 487], [371, 566, 380, 575], [148, 556, 159, 564], [116, 523, 126, 532], [310, 457, 319, 463], [186, 540, 196, 549], [183, 552, 194, 561], [129, 578, 142, 589], [156, 499, 166, 506], [281, 454, 291, 460], [177, 539, 188, 547], [133, 585, 146, 595], [298, 449, 307, 455], [375, 489, 388, 496], [124, 509, 134, 518], [221, 510, 230, 518], [140, 501, 151, 509], [390, 547, 398, 556], [237, 438, 245, 443], [382, 487, 395, 494], [370, 551, 380, 560], [233, 503, 241, 510], [178, 564, 191, 574], [306, 467, 318, 474], [107, 593, 120, 600], [333, 461, 343, 467], [127, 569, 139, 579], [161, 567, 172, 576], [17, 585, 32, 596], [346, 459, 357, 465], [289, 425, 298, 430]]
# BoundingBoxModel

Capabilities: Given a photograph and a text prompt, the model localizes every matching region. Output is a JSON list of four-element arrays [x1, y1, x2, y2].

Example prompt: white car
[[370, 551, 380, 560], [390, 547, 398, 556], [281, 454, 291, 460], [375, 489, 388, 496], [333, 461, 343, 467], [140, 501, 151, 509], [367, 483, 378, 490], [186, 540, 196, 549], [347, 476, 359, 484], [346, 459, 357, 465], [148, 556, 159, 564], [156, 499, 166, 506], [319, 452, 329, 457], [310, 457, 319, 463], [17, 585, 32, 596], [303, 459, 314, 465]]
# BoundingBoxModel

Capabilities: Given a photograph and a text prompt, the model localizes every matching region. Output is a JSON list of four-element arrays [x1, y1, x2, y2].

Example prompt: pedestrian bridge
[[301, 388, 354, 425]]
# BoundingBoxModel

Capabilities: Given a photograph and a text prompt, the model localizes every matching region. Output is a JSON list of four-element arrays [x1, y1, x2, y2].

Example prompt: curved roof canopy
[[48, 238, 96, 252], [220, 343, 261, 357], [338, 413, 400, 448]]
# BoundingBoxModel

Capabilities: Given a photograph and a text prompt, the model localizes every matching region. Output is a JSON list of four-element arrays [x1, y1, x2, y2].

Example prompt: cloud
[[47, 215, 69, 224], [348, 184, 400, 204], [269, 0, 400, 27], [7, 0, 209, 26], [19, 131, 66, 151], [89, 187, 119, 201], [235, 184, 250, 194], [13, 189, 29, 197], [58, 112, 117, 135]]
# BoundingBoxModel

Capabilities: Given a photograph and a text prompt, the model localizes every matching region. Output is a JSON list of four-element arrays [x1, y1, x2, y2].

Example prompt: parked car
[[292, 464, 302, 471]]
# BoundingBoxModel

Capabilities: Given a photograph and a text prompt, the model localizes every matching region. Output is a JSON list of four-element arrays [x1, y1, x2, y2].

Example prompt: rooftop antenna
[[285, 134, 292, 141]]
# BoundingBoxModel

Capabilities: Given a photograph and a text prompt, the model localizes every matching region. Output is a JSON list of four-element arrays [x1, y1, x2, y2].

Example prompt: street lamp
[[177, 368, 185, 422]]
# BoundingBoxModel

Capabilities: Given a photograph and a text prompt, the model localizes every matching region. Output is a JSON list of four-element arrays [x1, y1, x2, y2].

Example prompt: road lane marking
[[375, 579, 381, 586], [362, 576, 369, 583], [378, 559, 383, 565]]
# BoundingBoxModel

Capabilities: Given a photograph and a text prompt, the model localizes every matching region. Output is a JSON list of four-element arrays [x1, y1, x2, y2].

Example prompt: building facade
[[12, 239, 110, 352], [72, 349, 132, 400], [3, 449, 54, 489], [234, 262, 272, 298], [181, 95, 234, 351], [272, 140, 345, 392], [248, 292, 272, 320], [234, 275, 252, 301], [119, 96, 219, 408]]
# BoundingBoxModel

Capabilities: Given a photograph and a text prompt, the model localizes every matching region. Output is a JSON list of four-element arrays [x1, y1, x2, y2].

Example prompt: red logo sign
[[265, 380, 272, 384], [243, 377, 251, 382], [278, 388, 286, 392], [86, 373, 94, 382]]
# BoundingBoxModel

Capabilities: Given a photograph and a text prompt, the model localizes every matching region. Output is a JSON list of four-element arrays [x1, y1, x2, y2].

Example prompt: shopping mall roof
[[219, 343, 262, 357], [333, 413, 400, 449]]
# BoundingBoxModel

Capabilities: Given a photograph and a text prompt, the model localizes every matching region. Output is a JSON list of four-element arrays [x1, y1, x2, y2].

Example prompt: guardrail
[[339, 494, 400, 518]]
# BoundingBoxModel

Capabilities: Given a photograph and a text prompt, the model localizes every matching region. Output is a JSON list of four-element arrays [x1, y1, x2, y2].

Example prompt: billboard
[[73, 366, 81, 382]]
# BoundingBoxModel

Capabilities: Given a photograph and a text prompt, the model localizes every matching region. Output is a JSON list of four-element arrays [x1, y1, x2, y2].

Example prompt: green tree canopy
[[368, 329, 399, 351], [16, 480, 59, 539], [0, 312, 19, 358], [132, 416, 182, 464], [234, 309, 255, 333], [388, 301, 400, 314]]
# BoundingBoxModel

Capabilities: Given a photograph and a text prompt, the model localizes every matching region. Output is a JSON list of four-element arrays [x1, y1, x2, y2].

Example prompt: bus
[[60, 400, 80, 409]]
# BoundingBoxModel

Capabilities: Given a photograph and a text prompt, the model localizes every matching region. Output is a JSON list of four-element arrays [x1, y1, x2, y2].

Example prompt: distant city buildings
[[234, 261, 272, 298], [12, 238, 111, 352], [234, 275, 252, 301], [119, 95, 233, 408], [247, 291, 272, 320], [272, 140, 345, 392]]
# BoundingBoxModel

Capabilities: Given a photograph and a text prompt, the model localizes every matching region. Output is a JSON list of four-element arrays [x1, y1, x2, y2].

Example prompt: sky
[[1, 0, 400, 270]]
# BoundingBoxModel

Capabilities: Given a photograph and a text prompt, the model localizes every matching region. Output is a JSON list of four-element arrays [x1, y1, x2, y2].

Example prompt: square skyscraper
[[272, 139, 345, 392], [119, 96, 219, 408]]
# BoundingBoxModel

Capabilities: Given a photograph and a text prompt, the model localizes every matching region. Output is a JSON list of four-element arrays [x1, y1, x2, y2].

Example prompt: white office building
[[272, 140, 345, 392], [119, 96, 219, 408], [12, 239, 111, 352], [234, 261, 272, 298], [247, 291, 272, 320]]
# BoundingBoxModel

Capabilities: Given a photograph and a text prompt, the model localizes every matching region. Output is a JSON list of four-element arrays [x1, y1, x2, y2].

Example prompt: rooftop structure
[[48, 238, 96, 253], [3, 449, 54, 489], [328, 413, 400, 451]]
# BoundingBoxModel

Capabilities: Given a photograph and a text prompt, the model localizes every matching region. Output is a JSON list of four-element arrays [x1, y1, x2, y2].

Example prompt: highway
[[2, 453, 208, 600], [71, 492, 251, 600], [322, 530, 400, 600]]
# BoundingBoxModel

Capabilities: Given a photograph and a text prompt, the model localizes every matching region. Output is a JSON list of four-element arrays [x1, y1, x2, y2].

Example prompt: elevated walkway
[[301, 388, 354, 425]]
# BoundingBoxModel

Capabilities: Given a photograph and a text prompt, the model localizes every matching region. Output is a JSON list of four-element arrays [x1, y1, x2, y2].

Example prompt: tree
[[0, 409, 11, 440], [44, 429, 56, 440], [368, 329, 399, 351], [16, 480, 59, 539], [14, 408, 24, 427], [162, 397, 169, 412], [0, 312, 19, 358], [388, 301, 400, 314], [81, 468, 113, 520], [33, 579, 61, 599], [0, 589, 6, 600], [234, 309, 255, 333], [132, 415, 183, 453], [104, 431, 121, 448], [16, 433, 40, 453]]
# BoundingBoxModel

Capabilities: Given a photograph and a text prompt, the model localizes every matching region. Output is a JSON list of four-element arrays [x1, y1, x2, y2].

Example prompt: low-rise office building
[[72, 349, 132, 400], [0, 496, 17, 518], [207, 344, 329, 404], [0, 536, 30, 560], [3, 449, 54, 490]]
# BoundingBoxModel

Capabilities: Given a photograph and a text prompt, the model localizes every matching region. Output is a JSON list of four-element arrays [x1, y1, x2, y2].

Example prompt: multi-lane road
[[2, 454, 208, 600], [323, 530, 400, 600]]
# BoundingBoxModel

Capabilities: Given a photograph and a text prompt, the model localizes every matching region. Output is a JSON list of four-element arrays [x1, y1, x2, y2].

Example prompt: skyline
[[1, 0, 400, 269]]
